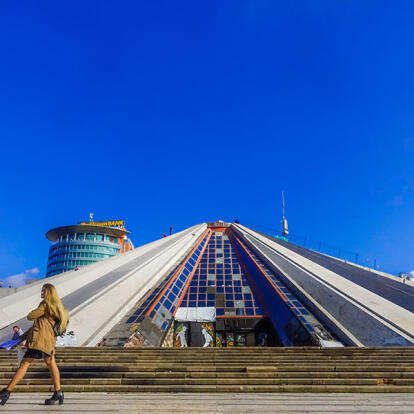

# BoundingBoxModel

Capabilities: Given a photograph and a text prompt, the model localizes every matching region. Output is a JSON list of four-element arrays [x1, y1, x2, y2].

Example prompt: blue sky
[[1, 1, 414, 285]]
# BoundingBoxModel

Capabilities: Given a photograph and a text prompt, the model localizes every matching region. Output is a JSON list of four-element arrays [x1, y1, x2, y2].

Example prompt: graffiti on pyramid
[[1, 221, 413, 348]]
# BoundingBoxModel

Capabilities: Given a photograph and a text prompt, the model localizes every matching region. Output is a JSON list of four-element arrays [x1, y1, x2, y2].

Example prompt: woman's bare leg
[[44, 355, 61, 391], [6, 358, 34, 391]]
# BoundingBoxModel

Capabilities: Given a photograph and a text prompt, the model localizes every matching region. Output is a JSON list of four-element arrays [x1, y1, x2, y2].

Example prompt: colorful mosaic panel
[[174, 322, 189, 347], [216, 332, 225, 348], [226, 332, 235, 346], [236, 333, 247, 346], [201, 323, 215, 347]]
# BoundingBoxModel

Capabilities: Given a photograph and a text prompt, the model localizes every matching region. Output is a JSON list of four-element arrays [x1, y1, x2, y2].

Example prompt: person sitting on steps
[[0, 283, 69, 406], [11, 326, 24, 341]]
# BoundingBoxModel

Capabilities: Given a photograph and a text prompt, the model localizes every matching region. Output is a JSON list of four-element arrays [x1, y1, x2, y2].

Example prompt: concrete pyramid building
[[1, 221, 413, 348]]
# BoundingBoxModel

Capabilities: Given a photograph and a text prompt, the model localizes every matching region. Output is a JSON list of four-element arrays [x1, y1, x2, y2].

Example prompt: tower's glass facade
[[45, 222, 132, 277], [46, 232, 120, 277]]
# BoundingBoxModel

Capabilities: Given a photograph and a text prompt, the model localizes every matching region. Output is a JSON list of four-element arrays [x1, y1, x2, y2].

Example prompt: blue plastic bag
[[0, 339, 21, 350]]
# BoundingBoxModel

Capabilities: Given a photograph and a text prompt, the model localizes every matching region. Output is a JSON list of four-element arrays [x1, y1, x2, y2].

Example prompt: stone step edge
[[8, 384, 414, 393], [2, 371, 414, 377], [2, 378, 414, 385]]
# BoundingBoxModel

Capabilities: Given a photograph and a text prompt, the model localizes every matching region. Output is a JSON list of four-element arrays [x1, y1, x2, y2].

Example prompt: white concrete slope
[[0, 224, 207, 346], [234, 224, 414, 346]]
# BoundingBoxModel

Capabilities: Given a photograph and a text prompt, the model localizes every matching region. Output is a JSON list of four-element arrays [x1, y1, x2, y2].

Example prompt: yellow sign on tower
[[78, 220, 125, 228]]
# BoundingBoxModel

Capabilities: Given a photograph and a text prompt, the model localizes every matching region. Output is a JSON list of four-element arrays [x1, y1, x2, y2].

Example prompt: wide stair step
[[1, 347, 413, 392]]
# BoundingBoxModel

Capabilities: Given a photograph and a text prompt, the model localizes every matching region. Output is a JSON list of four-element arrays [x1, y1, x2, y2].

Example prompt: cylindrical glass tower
[[45, 222, 133, 278]]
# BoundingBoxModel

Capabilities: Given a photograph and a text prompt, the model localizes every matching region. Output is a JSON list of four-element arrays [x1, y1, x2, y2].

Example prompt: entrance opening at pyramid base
[[173, 317, 282, 348], [102, 224, 342, 348]]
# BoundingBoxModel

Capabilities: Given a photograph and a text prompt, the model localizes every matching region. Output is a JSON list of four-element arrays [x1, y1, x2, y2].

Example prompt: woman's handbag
[[53, 320, 61, 337], [53, 311, 69, 337]]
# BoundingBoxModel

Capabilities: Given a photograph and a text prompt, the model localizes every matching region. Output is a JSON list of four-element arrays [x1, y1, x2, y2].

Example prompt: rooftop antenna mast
[[282, 192, 289, 237]]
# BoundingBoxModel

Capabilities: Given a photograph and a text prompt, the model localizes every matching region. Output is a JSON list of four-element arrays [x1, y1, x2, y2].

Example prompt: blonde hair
[[42, 283, 69, 334]]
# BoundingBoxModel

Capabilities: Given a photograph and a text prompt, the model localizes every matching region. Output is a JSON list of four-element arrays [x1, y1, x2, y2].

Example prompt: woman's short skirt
[[24, 348, 50, 359]]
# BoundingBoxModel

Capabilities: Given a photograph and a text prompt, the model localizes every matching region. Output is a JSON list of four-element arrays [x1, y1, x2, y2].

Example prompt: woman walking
[[0, 283, 69, 406]]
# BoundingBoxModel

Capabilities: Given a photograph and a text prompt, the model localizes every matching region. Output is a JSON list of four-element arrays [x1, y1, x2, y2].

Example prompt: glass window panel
[[158, 305, 170, 319], [154, 314, 164, 327], [172, 286, 179, 295]]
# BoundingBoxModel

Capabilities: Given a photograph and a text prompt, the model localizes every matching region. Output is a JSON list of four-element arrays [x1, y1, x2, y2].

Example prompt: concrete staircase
[[1, 347, 414, 393]]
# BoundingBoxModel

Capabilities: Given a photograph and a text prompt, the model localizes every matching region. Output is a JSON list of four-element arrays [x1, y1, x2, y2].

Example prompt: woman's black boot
[[0, 388, 10, 406], [45, 390, 64, 405]]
